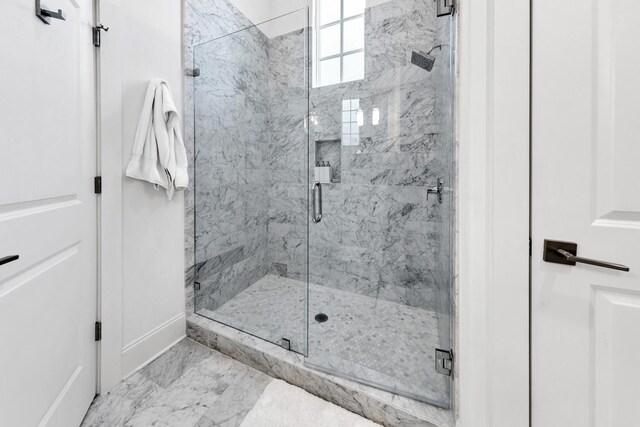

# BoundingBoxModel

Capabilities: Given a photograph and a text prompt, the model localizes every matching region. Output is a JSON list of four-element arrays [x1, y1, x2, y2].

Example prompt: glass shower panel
[[306, 0, 456, 408], [192, 9, 310, 355]]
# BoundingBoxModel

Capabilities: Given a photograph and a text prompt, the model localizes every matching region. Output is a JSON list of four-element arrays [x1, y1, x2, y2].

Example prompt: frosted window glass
[[320, 0, 341, 25], [344, 0, 365, 18], [320, 24, 341, 58], [320, 57, 341, 86], [342, 52, 364, 82], [343, 17, 364, 52]]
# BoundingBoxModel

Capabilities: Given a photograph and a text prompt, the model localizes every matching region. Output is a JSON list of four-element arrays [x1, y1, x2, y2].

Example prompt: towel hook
[[35, 0, 65, 25], [93, 24, 109, 47]]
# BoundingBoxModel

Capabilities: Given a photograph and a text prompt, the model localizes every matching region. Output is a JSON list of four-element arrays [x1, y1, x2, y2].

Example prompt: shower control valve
[[427, 178, 444, 204]]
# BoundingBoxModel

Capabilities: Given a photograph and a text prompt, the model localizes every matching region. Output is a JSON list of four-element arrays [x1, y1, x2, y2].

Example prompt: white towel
[[126, 79, 188, 200]]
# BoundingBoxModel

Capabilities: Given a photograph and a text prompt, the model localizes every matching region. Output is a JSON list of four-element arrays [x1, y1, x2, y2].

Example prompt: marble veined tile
[[187, 313, 454, 427], [81, 339, 271, 427], [139, 338, 214, 388], [80, 373, 160, 427], [194, 416, 217, 427], [186, 0, 452, 311], [84, 336, 384, 427], [203, 368, 272, 426], [196, 274, 447, 403]]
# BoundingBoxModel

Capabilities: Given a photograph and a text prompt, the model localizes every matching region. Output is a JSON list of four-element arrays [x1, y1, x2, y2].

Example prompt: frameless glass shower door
[[192, 8, 310, 354], [191, 0, 456, 410], [305, 0, 456, 408]]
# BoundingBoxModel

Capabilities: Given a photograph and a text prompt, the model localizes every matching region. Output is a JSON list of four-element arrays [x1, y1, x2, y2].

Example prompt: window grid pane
[[343, 0, 365, 18], [342, 51, 365, 82], [341, 98, 360, 146], [319, 0, 341, 25], [320, 57, 341, 86], [343, 16, 364, 52], [317, 0, 365, 87], [320, 23, 341, 58]]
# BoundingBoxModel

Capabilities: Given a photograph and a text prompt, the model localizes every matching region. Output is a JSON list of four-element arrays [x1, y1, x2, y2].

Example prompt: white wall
[[457, 0, 530, 424], [99, 0, 186, 391], [264, 0, 309, 37], [232, 0, 309, 38], [230, 0, 272, 27]]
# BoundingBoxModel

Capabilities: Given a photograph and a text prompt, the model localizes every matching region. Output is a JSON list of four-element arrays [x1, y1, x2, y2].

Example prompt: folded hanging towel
[[126, 79, 188, 200]]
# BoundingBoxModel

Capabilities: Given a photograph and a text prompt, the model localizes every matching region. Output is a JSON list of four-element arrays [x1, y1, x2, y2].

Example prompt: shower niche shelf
[[314, 139, 341, 184]]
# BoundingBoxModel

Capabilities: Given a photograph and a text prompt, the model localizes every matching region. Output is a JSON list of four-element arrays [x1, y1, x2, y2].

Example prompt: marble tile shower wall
[[185, 0, 271, 312], [265, 29, 309, 281], [185, 0, 453, 314], [267, 0, 449, 311]]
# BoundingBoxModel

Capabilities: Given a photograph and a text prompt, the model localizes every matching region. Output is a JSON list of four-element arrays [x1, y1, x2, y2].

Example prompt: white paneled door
[[532, 0, 640, 425], [0, 1, 97, 426]]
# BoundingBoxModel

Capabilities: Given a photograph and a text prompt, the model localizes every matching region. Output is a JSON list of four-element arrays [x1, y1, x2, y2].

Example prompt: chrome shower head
[[410, 44, 442, 72]]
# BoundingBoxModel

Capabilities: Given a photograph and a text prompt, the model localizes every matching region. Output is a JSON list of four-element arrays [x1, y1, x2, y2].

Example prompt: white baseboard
[[121, 312, 186, 378]]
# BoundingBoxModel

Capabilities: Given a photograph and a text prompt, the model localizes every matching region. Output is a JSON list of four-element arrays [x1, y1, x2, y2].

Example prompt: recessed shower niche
[[314, 139, 341, 183]]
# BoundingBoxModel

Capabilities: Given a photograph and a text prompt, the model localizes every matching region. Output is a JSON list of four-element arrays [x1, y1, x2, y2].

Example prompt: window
[[316, 0, 365, 87], [342, 99, 362, 146]]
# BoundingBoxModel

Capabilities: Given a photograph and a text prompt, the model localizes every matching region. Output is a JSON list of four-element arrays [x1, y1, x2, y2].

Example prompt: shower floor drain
[[314, 313, 328, 323]]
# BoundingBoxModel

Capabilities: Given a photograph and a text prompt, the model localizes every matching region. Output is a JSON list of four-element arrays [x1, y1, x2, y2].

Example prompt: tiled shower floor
[[197, 274, 448, 404]]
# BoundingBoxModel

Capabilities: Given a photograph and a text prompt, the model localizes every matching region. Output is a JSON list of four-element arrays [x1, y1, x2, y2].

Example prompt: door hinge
[[94, 176, 102, 194], [529, 238, 532, 256], [436, 0, 455, 16], [93, 24, 109, 47], [186, 68, 201, 77], [435, 349, 453, 376], [95, 321, 102, 342]]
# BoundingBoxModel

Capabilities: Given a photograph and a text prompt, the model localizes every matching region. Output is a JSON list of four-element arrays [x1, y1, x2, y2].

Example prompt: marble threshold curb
[[186, 313, 454, 427]]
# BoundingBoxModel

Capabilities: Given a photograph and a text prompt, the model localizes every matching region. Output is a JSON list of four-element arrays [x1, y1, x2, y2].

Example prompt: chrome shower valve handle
[[427, 178, 444, 204]]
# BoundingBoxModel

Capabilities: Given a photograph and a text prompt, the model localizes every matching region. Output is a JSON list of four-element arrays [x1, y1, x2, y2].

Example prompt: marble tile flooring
[[81, 339, 378, 427], [197, 274, 448, 404]]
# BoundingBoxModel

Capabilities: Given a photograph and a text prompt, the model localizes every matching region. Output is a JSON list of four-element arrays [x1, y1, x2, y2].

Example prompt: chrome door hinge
[[93, 24, 109, 47], [435, 349, 454, 376], [94, 176, 102, 194], [95, 321, 102, 342]]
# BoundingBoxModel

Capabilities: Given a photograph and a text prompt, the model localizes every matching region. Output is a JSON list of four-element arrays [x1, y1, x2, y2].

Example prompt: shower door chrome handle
[[312, 182, 322, 223]]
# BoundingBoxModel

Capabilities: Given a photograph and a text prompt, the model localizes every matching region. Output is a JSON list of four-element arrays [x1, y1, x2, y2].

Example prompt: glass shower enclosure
[[192, 0, 455, 409]]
